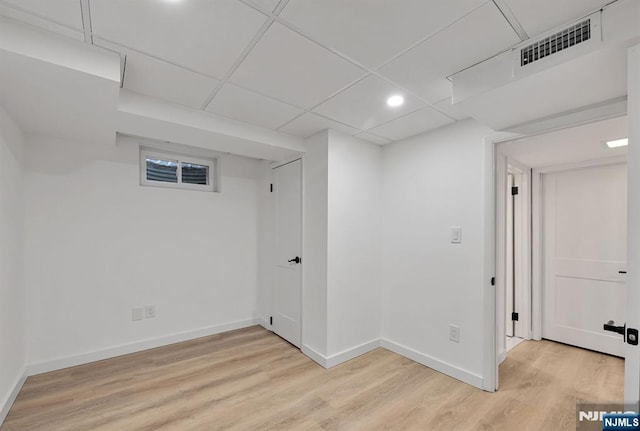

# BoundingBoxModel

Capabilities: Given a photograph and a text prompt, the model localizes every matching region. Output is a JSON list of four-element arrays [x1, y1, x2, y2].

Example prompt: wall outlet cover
[[144, 305, 156, 319], [132, 307, 144, 321], [449, 324, 460, 343]]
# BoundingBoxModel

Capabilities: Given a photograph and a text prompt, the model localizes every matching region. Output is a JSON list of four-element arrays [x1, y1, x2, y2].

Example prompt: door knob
[[288, 256, 301, 264], [603, 321, 640, 345]]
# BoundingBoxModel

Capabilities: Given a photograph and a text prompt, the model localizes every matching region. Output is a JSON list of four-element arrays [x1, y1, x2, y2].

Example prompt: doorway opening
[[494, 115, 629, 390]]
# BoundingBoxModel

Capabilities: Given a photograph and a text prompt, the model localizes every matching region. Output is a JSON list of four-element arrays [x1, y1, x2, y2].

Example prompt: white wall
[[16, 117, 496, 390], [24, 135, 262, 369], [326, 130, 382, 357], [300, 130, 382, 363], [382, 120, 493, 385], [0, 105, 26, 419], [302, 131, 329, 356]]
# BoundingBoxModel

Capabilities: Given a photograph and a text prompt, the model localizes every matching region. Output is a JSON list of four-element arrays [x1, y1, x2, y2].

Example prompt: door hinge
[[270, 184, 273, 193], [511, 186, 519, 196], [270, 316, 273, 325], [511, 312, 519, 321], [491, 277, 495, 286]]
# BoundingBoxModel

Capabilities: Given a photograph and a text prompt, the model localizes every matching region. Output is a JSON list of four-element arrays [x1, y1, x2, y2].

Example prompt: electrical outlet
[[144, 305, 156, 319], [132, 307, 144, 321], [449, 324, 460, 343]]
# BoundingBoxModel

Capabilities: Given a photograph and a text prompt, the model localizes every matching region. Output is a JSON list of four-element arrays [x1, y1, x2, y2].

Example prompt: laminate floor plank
[[1, 326, 624, 431]]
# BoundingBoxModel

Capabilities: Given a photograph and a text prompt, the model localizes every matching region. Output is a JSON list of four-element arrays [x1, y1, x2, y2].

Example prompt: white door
[[542, 163, 627, 356], [272, 159, 302, 347]]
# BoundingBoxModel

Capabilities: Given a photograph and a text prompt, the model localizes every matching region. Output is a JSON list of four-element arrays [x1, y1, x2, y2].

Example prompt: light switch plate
[[451, 227, 462, 244]]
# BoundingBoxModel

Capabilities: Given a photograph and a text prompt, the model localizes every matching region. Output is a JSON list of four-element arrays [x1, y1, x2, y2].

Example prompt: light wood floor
[[2, 326, 623, 431]]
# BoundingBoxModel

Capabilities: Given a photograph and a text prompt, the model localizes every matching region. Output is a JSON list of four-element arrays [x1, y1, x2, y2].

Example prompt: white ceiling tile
[[206, 83, 303, 130], [95, 39, 218, 109], [230, 22, 365, 109], [90, 0, 267, 78], [504, 0, 606, 37], [0, 3, 84, 40], [354, 132, 392, 146], [1, 0, 83, 30], [313, 75, 425, 130], [378, 2, 520, 103], [279, 113, 360, 138], [245, 0, 280, 13], [279, 0, 487, 69], [369, 107, 454, 141], [433, 97, 471, 121]]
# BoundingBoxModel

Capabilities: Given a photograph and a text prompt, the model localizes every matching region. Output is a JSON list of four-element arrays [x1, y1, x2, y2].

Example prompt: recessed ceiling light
[[386, 95, 404, 107], [606, 138, 629, 148]]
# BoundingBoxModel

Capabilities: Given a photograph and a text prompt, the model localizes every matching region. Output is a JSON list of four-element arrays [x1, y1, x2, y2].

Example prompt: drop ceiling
[[0, 0, 615, 144], [499, 115, 628, 168]]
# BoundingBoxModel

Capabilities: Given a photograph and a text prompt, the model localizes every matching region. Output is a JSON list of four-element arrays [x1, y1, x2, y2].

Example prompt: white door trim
[[507, 163, 532, 341], [494, 153, 533, 369], [532, 156, 627, 174], [531, 170, 542, 340], [483, 132, 514, 392], [272, 155, 304, 170], [625, 41, 640, 404]]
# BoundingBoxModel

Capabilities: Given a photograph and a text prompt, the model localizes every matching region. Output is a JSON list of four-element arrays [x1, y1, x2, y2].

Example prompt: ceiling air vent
[[521, 19, 591, 67]]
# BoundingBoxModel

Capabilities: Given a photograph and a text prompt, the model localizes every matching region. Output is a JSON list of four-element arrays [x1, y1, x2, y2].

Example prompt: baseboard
[[302, 339, 382, 368], [380, 339, 484, 389], [27, 318, 259, 376], [498, 349, 507, 365], [325, 339, 381, 368], [23, 323, 485, 400], [303, 338, 482, 389], [0, 367, 27, 426], [256, 316, 271, 331], [301, 345, 328, 368]]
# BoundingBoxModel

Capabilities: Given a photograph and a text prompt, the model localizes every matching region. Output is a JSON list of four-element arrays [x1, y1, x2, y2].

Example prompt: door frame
[[494, 148, 533, 367], [483, 113, 629, 392], [270, 155, 304, 348], [507, 161, 532, 341]]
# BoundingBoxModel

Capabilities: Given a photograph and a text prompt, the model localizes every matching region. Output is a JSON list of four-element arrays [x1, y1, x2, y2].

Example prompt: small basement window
[[140, 149, 217, 192]]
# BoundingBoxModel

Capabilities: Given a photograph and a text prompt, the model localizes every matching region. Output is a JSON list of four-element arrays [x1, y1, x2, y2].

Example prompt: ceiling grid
[[0, 0, 614, 143]]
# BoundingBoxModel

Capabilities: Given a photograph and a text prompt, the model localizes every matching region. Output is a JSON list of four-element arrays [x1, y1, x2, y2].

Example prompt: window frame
[[140, 149, 217, 192]]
